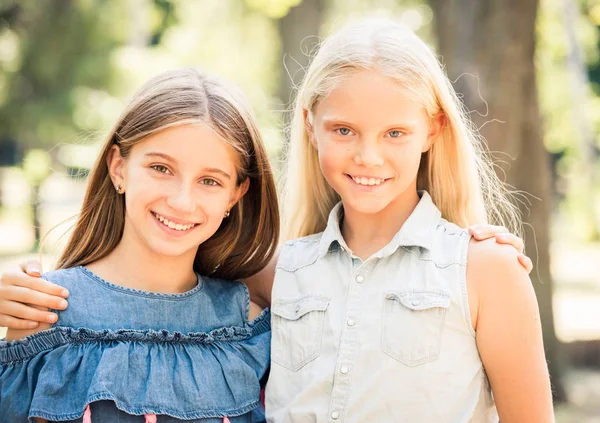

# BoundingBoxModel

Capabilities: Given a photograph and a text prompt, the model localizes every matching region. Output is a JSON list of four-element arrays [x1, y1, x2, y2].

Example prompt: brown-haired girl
[[0, 68, 279, 423]]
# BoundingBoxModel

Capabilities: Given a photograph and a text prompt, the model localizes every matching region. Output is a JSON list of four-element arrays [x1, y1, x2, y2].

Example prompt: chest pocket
[[271, 295, 329, 371], [382, 290, 450, 366]]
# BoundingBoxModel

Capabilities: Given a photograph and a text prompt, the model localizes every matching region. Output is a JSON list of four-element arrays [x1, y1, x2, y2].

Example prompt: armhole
[[240, 281, 268, 323], [459, 231, 477, 337]]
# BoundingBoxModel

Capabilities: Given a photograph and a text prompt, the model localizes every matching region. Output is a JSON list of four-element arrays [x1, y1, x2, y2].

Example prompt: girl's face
[[109, 123, 248, 261], [310, 70, 442, 217]]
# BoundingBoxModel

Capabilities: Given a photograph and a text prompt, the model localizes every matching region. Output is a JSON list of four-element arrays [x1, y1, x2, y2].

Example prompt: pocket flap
[[272, 296, 330, 320], [385, 291, 451, 311]]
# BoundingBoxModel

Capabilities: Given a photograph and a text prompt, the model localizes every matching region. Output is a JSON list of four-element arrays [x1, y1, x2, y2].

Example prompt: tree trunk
[[430, 0, 567, 402], [561, 0, 600, 240], [277, 0, 325, 130]]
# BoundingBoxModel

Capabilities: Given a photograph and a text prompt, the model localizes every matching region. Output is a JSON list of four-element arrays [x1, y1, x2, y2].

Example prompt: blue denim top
[[0, 266, 271, 423]]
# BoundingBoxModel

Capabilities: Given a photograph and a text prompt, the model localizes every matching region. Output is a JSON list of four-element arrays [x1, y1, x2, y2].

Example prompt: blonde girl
[[265, 18, 553, 422], [0, 68, 278, 422]]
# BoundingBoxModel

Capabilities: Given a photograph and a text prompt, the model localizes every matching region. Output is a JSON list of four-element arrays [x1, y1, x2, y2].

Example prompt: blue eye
[[388, 130, 404, 138], [336, 127, 352, 136], [151, 165, 170, 174]]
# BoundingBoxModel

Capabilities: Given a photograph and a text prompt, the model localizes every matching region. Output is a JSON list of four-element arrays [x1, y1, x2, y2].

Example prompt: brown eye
[[151, 165, 170, 174], [200, 178, 220, 187]]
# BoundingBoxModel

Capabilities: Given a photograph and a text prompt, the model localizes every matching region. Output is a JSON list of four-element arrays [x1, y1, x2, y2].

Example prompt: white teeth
[[352, 176, 384, 186], [153, 213, 196, 231]]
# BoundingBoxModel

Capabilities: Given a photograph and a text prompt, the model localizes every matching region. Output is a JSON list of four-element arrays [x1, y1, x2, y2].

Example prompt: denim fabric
[[0, 267, 270, 423], [266, 192, 498, 422]]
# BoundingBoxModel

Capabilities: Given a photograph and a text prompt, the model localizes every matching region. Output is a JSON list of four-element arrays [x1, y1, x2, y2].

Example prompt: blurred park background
[[0, 0, 599, 420]]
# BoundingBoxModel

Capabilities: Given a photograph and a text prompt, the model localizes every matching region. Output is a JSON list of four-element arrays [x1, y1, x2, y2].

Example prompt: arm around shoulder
[[467, 239, 554, 423]]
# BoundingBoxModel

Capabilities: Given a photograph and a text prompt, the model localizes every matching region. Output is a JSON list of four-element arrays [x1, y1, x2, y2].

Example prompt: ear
[[107, 144, 127, 190], [423, 112, 446, 153], [303, 108, 317, 148], [229, 177, 250, 210]]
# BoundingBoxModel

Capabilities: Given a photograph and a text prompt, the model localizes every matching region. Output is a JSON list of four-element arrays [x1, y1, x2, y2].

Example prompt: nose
[[166, 184, 197, 214], [354, 139, 384, 167]]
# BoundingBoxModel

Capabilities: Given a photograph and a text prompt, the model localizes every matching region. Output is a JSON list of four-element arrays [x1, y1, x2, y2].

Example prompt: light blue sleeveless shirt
[[0, 266, 271, 423], [266, 191, 497, 422]]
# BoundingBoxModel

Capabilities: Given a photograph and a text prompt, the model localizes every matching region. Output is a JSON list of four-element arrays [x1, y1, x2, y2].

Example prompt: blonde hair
[[282, 18, 520, 239], [56, 68, 280, 280]]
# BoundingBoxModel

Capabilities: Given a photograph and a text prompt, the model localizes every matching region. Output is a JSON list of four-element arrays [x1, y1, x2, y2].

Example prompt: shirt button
[[412, 299, 421, 306], [355, 275, 364, 283], [347, 319, 356, 326], [340, 366, 349, 374], [331, 411, 341, 420]]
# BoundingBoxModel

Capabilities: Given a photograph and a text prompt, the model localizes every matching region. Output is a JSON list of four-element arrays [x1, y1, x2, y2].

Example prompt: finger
[[494, 233, 524, 253], [17, 260, 43, 276], [0, 315, 40, 330], [0, 285, 68, 310], [0, 300, 59, 324], [468, 225, 509, 239], [518, 254, 533, 274], [1, 270, 69, 298]]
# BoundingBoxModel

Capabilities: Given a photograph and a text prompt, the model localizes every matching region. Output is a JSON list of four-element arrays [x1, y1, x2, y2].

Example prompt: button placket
[[327, 261, 374, 422]]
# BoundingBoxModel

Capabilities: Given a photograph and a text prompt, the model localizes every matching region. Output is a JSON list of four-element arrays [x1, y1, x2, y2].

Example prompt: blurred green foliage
[[0, 0, 598, 242]]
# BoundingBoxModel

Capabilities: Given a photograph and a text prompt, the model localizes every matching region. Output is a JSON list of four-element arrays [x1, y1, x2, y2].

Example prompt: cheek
[[389, 143, 424, 173], [201, 189, 235, 216], [316, 136, 351, 171]]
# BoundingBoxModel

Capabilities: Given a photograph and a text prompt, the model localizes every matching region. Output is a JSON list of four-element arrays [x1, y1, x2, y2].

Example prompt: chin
[[146, 241, 200, 259], [342, 196, 392, 216]]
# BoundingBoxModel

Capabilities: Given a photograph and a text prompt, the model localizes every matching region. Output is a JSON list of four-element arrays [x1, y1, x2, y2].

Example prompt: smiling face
[[309, 69, 441, 217], [109, 123, 248, 262]]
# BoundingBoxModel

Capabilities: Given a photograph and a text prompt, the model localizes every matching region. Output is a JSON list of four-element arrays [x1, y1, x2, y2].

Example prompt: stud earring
[[115, 184, 122, 194], [224, 210, 230, 218]]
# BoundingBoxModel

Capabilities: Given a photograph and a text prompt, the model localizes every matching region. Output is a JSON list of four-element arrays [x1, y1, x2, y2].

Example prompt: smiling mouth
[[152, 212, 199, 231], [346, 174, 391, 186]]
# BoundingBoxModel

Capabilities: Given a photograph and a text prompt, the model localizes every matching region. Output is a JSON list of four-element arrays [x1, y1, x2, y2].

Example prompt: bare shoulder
[[248, 301, 264, 321], [466, 238, 534, 330], [467, 237, 530, 287], [241, 246, 279, 309]]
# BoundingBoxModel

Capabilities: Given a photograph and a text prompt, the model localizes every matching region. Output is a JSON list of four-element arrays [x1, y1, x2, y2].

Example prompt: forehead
[[133, 123, 240, 169], [314, 70, 427, 125]]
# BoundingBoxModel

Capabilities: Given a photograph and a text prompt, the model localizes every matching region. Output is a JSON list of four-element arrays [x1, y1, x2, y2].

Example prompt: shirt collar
[[317, 191, 442, 259]]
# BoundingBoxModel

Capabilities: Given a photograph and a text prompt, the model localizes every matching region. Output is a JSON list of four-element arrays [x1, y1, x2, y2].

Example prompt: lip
[[345, 173, 391, 188], [151, 211, 199, 226], [151, 211, 201, 236]]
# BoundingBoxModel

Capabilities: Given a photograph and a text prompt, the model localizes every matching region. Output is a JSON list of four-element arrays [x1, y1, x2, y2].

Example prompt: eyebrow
[[144, 152, 232, 179], [320, 117, 420, 127]]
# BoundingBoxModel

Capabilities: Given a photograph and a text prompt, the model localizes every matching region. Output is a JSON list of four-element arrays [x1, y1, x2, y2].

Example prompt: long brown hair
[[55, 68, 280, 280]]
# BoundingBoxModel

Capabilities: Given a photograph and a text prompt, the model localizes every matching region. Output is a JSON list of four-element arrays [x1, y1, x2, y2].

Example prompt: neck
[[86, 228, 198, 294], [341, 188, 420, 260]]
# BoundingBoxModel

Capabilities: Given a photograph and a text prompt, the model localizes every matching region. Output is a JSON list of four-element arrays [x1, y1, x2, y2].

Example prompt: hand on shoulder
[[5, 307, 52, 341]]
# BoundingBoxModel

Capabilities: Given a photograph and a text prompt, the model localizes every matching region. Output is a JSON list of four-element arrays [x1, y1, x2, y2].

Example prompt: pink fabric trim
[[223, 417, 231, 423], [82, 404, 92, 423], [81, 404, 157, 423]]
